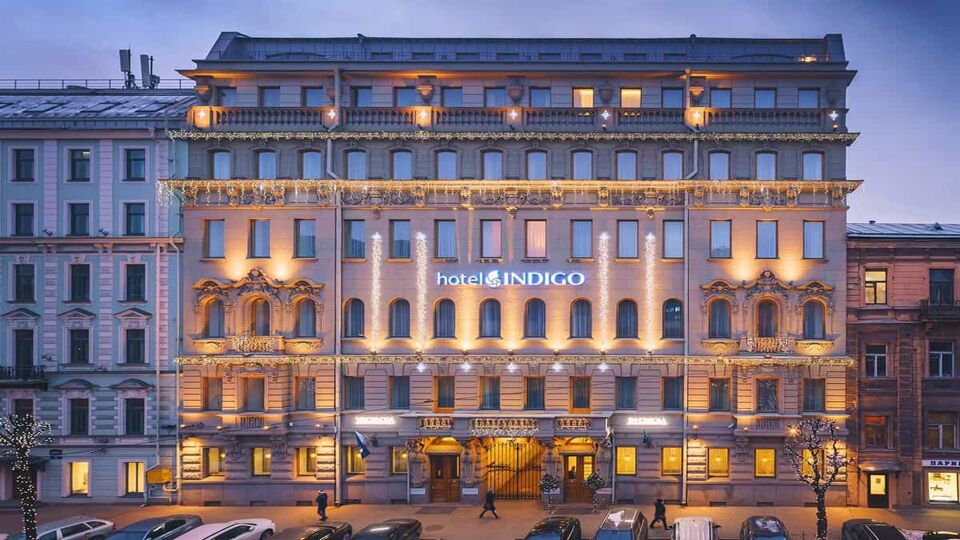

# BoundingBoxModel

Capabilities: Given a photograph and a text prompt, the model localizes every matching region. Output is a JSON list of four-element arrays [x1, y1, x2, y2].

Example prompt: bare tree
[[0, 414, 53, 540], [783, 417, 850, 540]]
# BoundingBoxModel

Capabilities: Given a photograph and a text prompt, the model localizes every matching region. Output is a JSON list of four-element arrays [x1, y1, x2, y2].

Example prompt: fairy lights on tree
[[0, 414, 53, 540], [783, 417, 849, 540]]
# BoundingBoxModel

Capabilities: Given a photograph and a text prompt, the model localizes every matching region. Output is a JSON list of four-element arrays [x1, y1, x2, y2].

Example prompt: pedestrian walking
[[479, 489, 499, 519], [651, 498, 669, 529], [315, 490, 328, 522]]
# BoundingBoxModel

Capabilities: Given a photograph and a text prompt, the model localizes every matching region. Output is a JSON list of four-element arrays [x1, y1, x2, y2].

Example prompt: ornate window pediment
[[744, 270, 790, 299], [116, 307, 152, 329], [796, 280, 834, 313], [53, 378, 97, 392], [700, 279, 740, 312], [59, 308, 96, 329], [192, 269, 325, 314], [2, 307, 40, 329]]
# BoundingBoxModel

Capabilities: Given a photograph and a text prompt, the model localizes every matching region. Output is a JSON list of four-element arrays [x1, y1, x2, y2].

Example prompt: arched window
[[524, 299, 546, 338], [757, 300, 778, 338], [662, 299, 683, 338], [343, 299, 364, 338], [616, 300, 638, 339], [204, 299, 224, 338], [433, 299, 456, 338], [570, 299, 592, 338], [250, 298, 270, 336], [479, 299, 501, 338], [295, 299, 317, 338], [708, 299, 731, 339], [389, 299, 411, 338], [803, 301, 826, 339]]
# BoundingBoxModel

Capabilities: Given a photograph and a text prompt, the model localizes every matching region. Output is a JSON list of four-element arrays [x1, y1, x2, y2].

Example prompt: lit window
[[754, 449, 776, 478], [525, 220, 547, 258], [391, 447, 409, 475], [257, 151, 277, 179], [802, 152, 823, 180], [480, 220, 502, 258], [571, 220, 592, 258], [710, 220, 731, 258], [345, 446, 365, 474], [296, 447, 317, 476], [392, 150, 413, 180], [572, 151, 592, 179], [661, 447, 682, 475], [251, 447, 272, 476], [928, 472, 959, 503], [249, 220, 270, 258], [662, 151, 683, 179], [620, 88, 642, 108], [572, 88, 594, 108], [864, 270, 887, 305], [203, 447, 225, 477], [663, 220, 683, 259], [756, 152, 777, 180], [864, 416, 888, 448], [756, 221, 778, 259], [616, 446, 637, 475], [709, 152, 729, 180], [69, 461, 90, 495], [708, 448, 729, 477], [802, 449, 825, 477]]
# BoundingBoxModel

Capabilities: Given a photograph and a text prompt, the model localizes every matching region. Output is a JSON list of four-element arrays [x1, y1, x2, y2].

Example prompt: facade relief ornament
[[796, 280, 834, 313], [744, 270, 790, 300]]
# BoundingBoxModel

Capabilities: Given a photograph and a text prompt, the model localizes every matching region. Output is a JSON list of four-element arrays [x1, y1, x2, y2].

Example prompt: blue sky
[[4, 0, 958, 223]]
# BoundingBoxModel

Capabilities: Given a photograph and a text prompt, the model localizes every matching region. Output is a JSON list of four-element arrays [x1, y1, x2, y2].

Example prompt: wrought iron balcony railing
[[739, 335, 797, 354], [0, 365, 47, 388], [920, 298, 960, 321]]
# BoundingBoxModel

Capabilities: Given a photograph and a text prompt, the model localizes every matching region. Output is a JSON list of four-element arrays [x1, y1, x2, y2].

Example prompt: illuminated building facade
[[167, 32, 859, 506]]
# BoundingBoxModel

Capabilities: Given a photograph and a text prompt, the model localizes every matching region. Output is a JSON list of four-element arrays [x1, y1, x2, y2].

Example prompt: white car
[[176, 520, 275, 540], [672, 517, 720, 540]]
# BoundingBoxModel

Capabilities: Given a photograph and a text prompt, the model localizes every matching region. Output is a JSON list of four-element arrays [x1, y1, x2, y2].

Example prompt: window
[[346, 150, 366, 180], [864, 416, 888, 448], [435, 376, 455, 411], [756, 379, 779, 413], [662, 377, 683, 409], [756, 221, 778, 259], [754, 88, 776, 109], [204, 220, 224, 258], [479, 299, 501, 338], [124, 203, 145, 236], [930, 269, 955, 305], [662, 88, 684, 109], [352, 87, 372, 107], [14, 329, 33, 370], [803, 378, 826, 412], [524, 220, 547, 258], [291, 219, 317, 258], [259, 87, 279, 107], [203, 377, 223, 410], [389, 375, 410, 409], [928, 472, 959, 503], [708, 300, 731, 339], [526, 151, 547, 180], [616, 220, 638, 259], [392, 150, 413, 180], [13, 398, 33, 417], [798, 88, 819, 109], [662, 151, 683, 179], [930, 341, 955, 377], [125, 149, 145, 181], [343, 299, 364, 337], [242, 377, 265, 411], [391, 447, 409, 475], [389, 299, 411, 338], [710, 88, 731, 108], [125, 398, 145, 435], [756, 152, 777, 180], [249, 220, 270, 258], [441, 87, 463, 107], [13, 264, 34, 303], [571, 376, 591, 411], [344, 220, 365, 259], [123, 462, 145, 495], [257, 151, 277, 179], [69, 462, 90, 495], [394, 87, 417, 107], [68, 329, 89, 364], [345, 446, 365, 474], [200, 448, 225, 478], [293, 377, 315, 410], [251, 447, 272, 476], [572, 151, 592, 179], [296, 447, 317, 476], [302, 87, 324, 107], [484, 88, 507, 107], [865, 270, 888, 305], [927, 412, 957, 450], [525, 377, 545, 410], [529, 87, 551, 107], [757, 300, 778, 337], [709, 220, 731, 258], [480, 219, 502, 258], [755, 449, 776, 478], [212, 151, 231, 180], [295, 299, 316, 338], [708, 448, 729, 477], [69, 398, 89, 435], [436, 151, 457, 179], [865, 344, 888, 378], [247, 298, 270, 337], [662, 299, 683, 338], [68, 203, 89, 236], [217, 87, 237, 106], [430, 299, 455, 338], [69, 149, 91, 181], [803, 301, 826, 339], [434, 220, 456, 259], [661, 447, 682, 475], [344, 376, 364, 410], [620, 88, 642, 108], [72, 269, 101, 311], [572, 88, 594, 108], [480, 376, 501, 410], [125, 264, 146, 302], [616, 300, 639, 339], [389, 220, 411, 258], [301, 151, 322, 179], [802, 221, 825, 259], [482, 150, 503, 180], [524, 299, 546, 338], [616, 377, 637, 409], [616, 446, 637, 475], [13, 149, 34, 181], [709, 152, 730, 180], [662, 220, 683, 259], [615, 151, 637, 180], [709, 378, 730, 411], [802, 152, 823, 180], [13, 203, 34, 236], [571, 220, 592, 258], [570, 299, 592, 338]]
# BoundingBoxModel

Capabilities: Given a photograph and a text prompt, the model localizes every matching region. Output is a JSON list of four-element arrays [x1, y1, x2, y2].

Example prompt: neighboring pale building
[[0, 86, 192, 502], [164, 32, 860, 506]]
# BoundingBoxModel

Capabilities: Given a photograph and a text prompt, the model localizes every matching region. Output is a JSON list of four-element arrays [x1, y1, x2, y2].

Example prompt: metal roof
[[0, 91, 194, 120], [847, 223, 960, 239]]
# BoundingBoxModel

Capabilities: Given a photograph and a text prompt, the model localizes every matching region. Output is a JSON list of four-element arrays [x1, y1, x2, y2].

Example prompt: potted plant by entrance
[[584, 471, 606, 513], [539, 473, 561, 513]]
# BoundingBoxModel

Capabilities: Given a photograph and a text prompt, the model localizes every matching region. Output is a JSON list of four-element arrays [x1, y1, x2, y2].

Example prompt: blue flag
[[355, 431, 371, 458]]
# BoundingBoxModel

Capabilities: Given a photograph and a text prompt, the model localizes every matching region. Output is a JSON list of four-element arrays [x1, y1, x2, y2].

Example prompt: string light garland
[[0, 414, 53, 540]]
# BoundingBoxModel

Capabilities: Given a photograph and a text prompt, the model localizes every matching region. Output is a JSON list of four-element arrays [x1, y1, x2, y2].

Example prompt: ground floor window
[[204, 447, 224, 477], [345, 446, 365, 474], [615, 446, 636, 475], [708, 448, 729, 478], [661, 446, 682, 475], [391, 446, 408, 475], [928, 471, 959, 503], [754, 448, 776, 478], [124, 462, 145, 495], [251, 447, 272, 476], [296, 447, 317, 476], [69, 462, 89, 495]]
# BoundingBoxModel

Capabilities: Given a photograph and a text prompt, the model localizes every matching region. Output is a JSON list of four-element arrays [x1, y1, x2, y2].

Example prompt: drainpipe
[[681, 72, 700, 504], [166, 130, 185, 505], [326, 66, 344, 506]]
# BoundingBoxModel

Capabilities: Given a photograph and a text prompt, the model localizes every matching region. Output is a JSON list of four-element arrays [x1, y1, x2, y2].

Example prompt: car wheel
[[259, 531, 273, 540]]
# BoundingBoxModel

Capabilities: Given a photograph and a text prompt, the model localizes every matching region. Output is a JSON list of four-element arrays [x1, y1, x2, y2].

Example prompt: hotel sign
[[470, 418, 539, 437], [353, 416, 397, 426], [436, 270, 586, 288], [625, 416, 669, 427], [923, 459, 960, 468]]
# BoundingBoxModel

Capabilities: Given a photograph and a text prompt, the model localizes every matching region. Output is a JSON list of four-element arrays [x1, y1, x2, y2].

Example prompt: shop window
[[203, 447, 224, 477], [69, 462, 90, 495], [251, 447, 272, 476], [708, 448, 729, 477], [345, 446, 365, 474], [928, 472, 959, 503], [754, 449, 776, 478], [661, 447, 682, 475], [391, 447, 409, 475], [616, 446, 637, 475], [296, 447, 317, 476], [802, 449, 825, 477]]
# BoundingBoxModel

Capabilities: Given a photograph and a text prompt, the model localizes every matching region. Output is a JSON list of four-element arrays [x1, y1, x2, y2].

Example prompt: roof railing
[[0, 78, 195, 90]]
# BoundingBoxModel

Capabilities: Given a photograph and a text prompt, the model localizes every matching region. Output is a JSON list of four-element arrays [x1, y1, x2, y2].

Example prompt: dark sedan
[[107, 516, 202, 540], [841, 520, 906, 540], [524, 516, 583, 540], [353, 519, 421, 540], [270, 524, 352, 540]]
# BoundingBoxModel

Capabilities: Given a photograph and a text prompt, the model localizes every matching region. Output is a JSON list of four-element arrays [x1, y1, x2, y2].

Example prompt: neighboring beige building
[[165, 32, 859, 506]]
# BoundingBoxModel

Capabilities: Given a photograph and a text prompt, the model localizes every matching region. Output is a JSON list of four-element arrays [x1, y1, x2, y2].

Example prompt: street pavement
[[1, 501, 958, 539]]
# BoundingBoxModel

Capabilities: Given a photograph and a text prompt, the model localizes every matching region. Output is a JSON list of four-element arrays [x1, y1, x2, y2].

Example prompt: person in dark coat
[[479, 489, 499, 519], [651, 498, 668, 528], [315, 490, 328, 521]]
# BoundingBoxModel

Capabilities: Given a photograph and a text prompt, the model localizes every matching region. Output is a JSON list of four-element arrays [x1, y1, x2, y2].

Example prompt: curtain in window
[[757, 300, 778, 337], [662, 299, 683, 338], [756, 152, 777, 180], [708, 300, 731, 339], [250, 299, 270, 336], [392, 151, 413, 180], [302, 151, 322, 179], [258, 152, 277, 179], [480, 377, 500, 410], [616, 377, 636, 409], [344, 299, 364, 337], [802, 301, 825, 339], [525, 378, 545, 409], [756, 379, 779, 413], [390, 376, 410, 409], [525, 221, 547, 258], [616, 300, 638, 338], [479, 300, 501, 337], [803, 379, 825, 412], [709, 379, 730, 411], [389, 299, 411, 338], [527, 151, 547, 179], [436, 151, 457, 180], [570, 300, 592, 338], [618, 221, 638, 258], [481, 220, 502, 257], [482, 151, 503, 180], [435, 221, 457, 258], [204, 377, 223, 410], [296, 299, 317, 337], [436, 377, 455, 409], [205, 300, 225, 338], [572, 221, 592, 258], [346, 221, 365, 258], [524, 299, 546, 338], [572, 151, 592, 179], [433, 299, 456, 338], [243, 377, 265, 411], [347, 151, 367, 180], [391, 221, 411, 258], [297, 378, 316, 410], [572, 378, 590, 409]]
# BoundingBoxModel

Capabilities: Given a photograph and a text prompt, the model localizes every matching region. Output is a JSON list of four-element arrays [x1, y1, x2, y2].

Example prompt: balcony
[[0, 365, 47, 389], [739, 335, 796, 354], [920, 299, 960, 321], [228, 335, 285, 354], [735, 414, 799, 436], [699, 108, 843, 133]]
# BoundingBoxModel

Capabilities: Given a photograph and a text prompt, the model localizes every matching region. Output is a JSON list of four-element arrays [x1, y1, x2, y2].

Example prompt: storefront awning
[[859, 460, 902, 472]]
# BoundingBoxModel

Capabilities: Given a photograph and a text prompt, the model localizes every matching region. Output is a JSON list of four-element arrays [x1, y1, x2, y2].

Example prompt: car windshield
[[525, 535, 561, 540], [108, 532, 147, 540], [595, 532, 633, 540], [8, 533, 26, 540]]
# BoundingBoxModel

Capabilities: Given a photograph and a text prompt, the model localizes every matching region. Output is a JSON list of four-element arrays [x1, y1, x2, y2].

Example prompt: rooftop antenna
[[119, 49, 137, 89], [140, 54, 160, 89]]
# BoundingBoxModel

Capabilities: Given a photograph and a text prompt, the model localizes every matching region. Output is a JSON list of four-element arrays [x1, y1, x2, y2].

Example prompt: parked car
[[739, 516, 789, 540], [270, 524, 352, 540], [176, 520, 275, 540], [671, 517, 719, 540], [842, 520, 907, 540], [923, 533, 960, 540], [108, 516, 202, 540], [594, 507, 648, 540], [8, 517, 115, 540], [353, 519, 421, 540], [523, 516, 582, 540]]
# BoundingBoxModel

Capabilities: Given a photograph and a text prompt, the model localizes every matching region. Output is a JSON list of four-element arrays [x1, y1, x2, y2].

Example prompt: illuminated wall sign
[[353, 416, 397, 426], [436, 270, 586, 288], [923, 459, 960, 468], [626, 416, 669, 426]]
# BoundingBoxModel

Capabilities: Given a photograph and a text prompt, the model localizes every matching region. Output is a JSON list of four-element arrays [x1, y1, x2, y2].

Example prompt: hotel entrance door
[[868, 473, 889, 508], [563, 455, 594, 503], [430, 455, 460, 502]]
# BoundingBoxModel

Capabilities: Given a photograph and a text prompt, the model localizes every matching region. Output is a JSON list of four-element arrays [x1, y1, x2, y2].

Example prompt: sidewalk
[[1, 501, 958, 539]]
